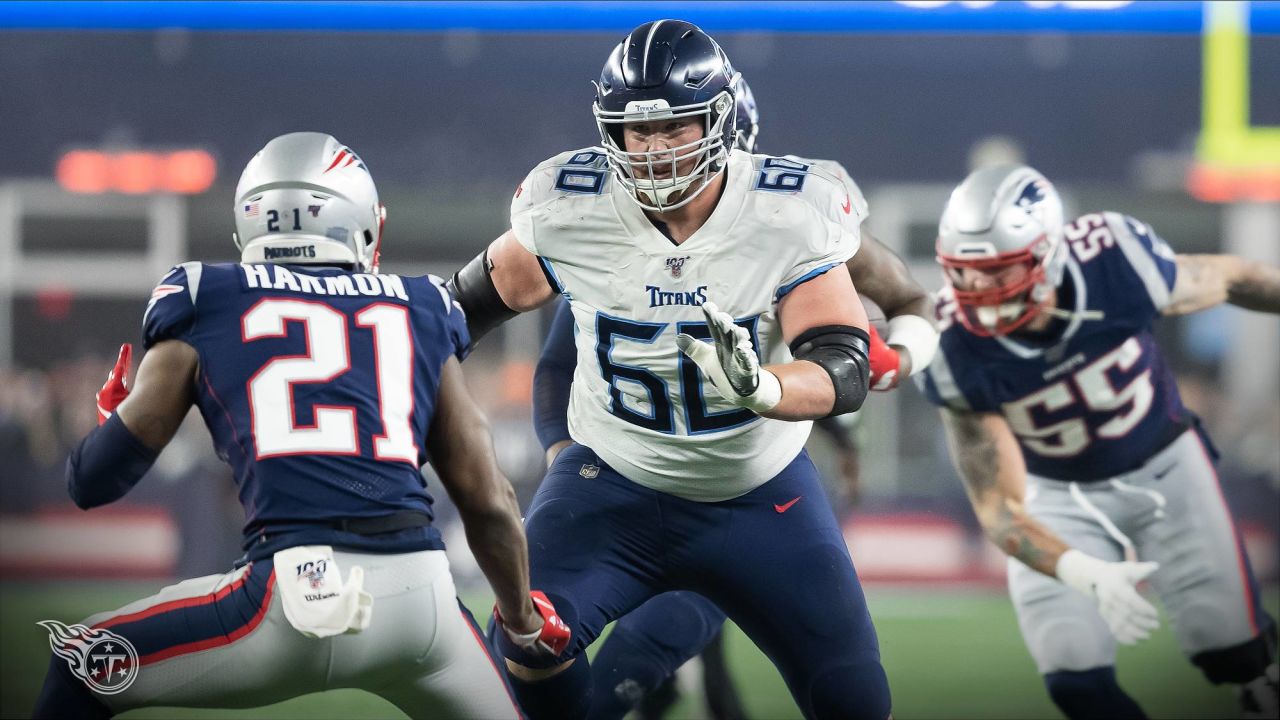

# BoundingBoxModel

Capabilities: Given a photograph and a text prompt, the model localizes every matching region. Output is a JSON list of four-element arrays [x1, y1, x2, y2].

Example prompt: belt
[[329, 510, 432, 535]]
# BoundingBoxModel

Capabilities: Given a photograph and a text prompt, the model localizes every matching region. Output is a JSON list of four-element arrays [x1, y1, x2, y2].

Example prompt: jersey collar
[[994, 255, 1088, 360], [610, 150, 750, 254]]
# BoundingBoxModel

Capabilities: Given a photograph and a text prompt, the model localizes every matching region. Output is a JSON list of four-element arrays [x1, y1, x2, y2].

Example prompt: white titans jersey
[[785, 156, 870, 231], [511, 148, 859, 501]]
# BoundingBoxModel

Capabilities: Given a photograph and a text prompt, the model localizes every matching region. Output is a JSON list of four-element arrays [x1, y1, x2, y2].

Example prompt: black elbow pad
[[790, 325, 871, 416], [447, 249, 518, 347]]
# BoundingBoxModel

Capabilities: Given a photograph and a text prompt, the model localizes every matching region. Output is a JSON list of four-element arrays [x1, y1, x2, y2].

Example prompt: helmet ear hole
[[363, 229, 374, 248]]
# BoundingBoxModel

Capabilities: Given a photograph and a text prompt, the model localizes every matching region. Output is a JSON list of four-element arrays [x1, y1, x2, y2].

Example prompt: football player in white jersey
[[920, 165, 1279, 719], [448, 20, 900, 720], [530, 74, 938, 720]]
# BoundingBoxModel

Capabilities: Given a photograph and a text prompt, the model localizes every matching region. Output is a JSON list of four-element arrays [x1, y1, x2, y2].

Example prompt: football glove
[[866, 325, 902, 391], [675, 301, 781, 413], [495, 590, 571, 657], [96, 344, 133, 425], [1056, 549, 1160, 646]]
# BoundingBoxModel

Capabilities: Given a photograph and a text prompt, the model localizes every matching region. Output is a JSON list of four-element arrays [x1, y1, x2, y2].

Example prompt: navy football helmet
[[593, 19, 739, 212], [733, 75, 760, 153]]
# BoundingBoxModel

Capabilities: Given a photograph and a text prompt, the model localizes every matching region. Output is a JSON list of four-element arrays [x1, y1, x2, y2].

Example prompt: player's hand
[[676, 301, 781, 413], [96, 344, 133, 425], [495, 590, 571, 657], [1056, 549, 1160, 645], [866, 325, 902, 391]]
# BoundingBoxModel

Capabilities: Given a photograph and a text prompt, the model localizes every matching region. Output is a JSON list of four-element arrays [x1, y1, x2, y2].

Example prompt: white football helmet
[[233, 132, 386, 274], [936, 164, 1066, 336]]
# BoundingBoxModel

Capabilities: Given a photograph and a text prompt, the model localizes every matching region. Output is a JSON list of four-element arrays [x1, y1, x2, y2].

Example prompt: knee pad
[[615, 592, 723, 657], [807, 659, 890, 720], [1044, 667, 1146, 720], [1192, 622, 1278, 685]]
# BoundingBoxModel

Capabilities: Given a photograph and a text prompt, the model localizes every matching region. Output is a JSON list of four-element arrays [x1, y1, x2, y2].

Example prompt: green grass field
[[2, 581, 1274, 719]]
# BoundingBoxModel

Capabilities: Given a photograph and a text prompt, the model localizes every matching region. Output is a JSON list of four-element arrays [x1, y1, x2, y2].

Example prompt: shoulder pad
[[142, 262, 202, 349], [512, 148, 611, 211], [750, 154, 860, 228]]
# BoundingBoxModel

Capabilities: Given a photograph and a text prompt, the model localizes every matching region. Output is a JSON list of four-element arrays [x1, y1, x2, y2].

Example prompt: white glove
[[1056, 549, 1160, 645], [675, 301, 781, 414]]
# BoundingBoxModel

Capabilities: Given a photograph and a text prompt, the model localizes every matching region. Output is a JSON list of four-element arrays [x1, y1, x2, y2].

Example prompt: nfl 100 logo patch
[[664, 256, 691, 278], [38, 620, 139, 695]]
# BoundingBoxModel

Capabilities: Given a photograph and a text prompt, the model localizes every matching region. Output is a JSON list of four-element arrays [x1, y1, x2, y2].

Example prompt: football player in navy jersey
[[34, 132, 568, 720], [920, 164, 1280, 719], [531, 75, 935, 720]]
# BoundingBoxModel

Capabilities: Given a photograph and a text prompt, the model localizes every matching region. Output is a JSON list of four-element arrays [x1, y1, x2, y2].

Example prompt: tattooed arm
[[939, 407, 1162, 643], [939, 408, 1067, 576], [1165, 254, 1280, 316]]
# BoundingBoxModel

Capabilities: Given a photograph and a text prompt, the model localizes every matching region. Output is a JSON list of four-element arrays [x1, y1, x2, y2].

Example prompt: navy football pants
[[504, 444, 890, 720]]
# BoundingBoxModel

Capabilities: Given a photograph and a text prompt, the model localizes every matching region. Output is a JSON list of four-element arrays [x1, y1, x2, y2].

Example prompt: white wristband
[[742, 368, 782, 413], [886, 314, 940, 376]]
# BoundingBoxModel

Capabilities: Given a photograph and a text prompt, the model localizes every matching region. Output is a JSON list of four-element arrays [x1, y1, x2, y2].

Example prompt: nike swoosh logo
[[774, 496, 802, 513], [1153, 464, 1176, 480], [841, 195, 852, 215]]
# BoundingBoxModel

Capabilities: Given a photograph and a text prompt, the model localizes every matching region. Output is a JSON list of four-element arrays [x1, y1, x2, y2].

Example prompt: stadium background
[[0, 2, 1277, 717]]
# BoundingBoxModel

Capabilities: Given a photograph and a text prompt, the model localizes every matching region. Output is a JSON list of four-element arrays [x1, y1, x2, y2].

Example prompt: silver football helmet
[[936, 164, 1066, 336], [233, 132, 386, 274]]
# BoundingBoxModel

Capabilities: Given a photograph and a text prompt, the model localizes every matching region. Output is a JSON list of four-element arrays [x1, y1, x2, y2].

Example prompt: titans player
[[449, 20, 895, 720], [921, 164, 1279, 719], [531, 75, 937, 720], [34, 132, 568, 719]]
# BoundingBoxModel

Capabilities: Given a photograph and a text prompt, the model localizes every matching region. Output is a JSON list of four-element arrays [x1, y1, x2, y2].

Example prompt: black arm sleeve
[[65, 413, 158, 510], [532, 300, 577, 450], [446, 248, 519, 347], [790, 325, 871, 417]]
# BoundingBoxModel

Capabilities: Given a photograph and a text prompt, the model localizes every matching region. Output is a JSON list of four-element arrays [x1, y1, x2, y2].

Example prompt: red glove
[[866, 325, 902, 391], [95, 344, 133, 425], [495, 590, 571, 657]]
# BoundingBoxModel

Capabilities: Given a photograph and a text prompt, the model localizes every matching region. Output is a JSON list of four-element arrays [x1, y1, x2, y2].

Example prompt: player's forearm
[[65, 414, 158, 509], [977, 500, 1068, 576], [457, 481, 536, 627], [1227, 258, 1280, 313], [760, 360, 841, 420], [941, 409, 1066, 576]]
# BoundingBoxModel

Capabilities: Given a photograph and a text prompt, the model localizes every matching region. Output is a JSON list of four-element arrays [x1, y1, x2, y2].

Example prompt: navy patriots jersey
[[143, 261, 469, 558], [919, 212, 1195, 481]]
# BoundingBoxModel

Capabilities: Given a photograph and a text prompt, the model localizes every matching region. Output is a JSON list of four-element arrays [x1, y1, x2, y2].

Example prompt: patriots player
[[34, 132, 568, 720], [920, 164, 1280, 719], [447, 20, 894, 720], [532, 75, 937, 720]]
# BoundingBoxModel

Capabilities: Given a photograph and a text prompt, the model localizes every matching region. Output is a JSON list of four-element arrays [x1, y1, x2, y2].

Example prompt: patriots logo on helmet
[[38, 620, 139, 695], [322, 146, 367, 174], [1015, 179, 1048, 210]]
